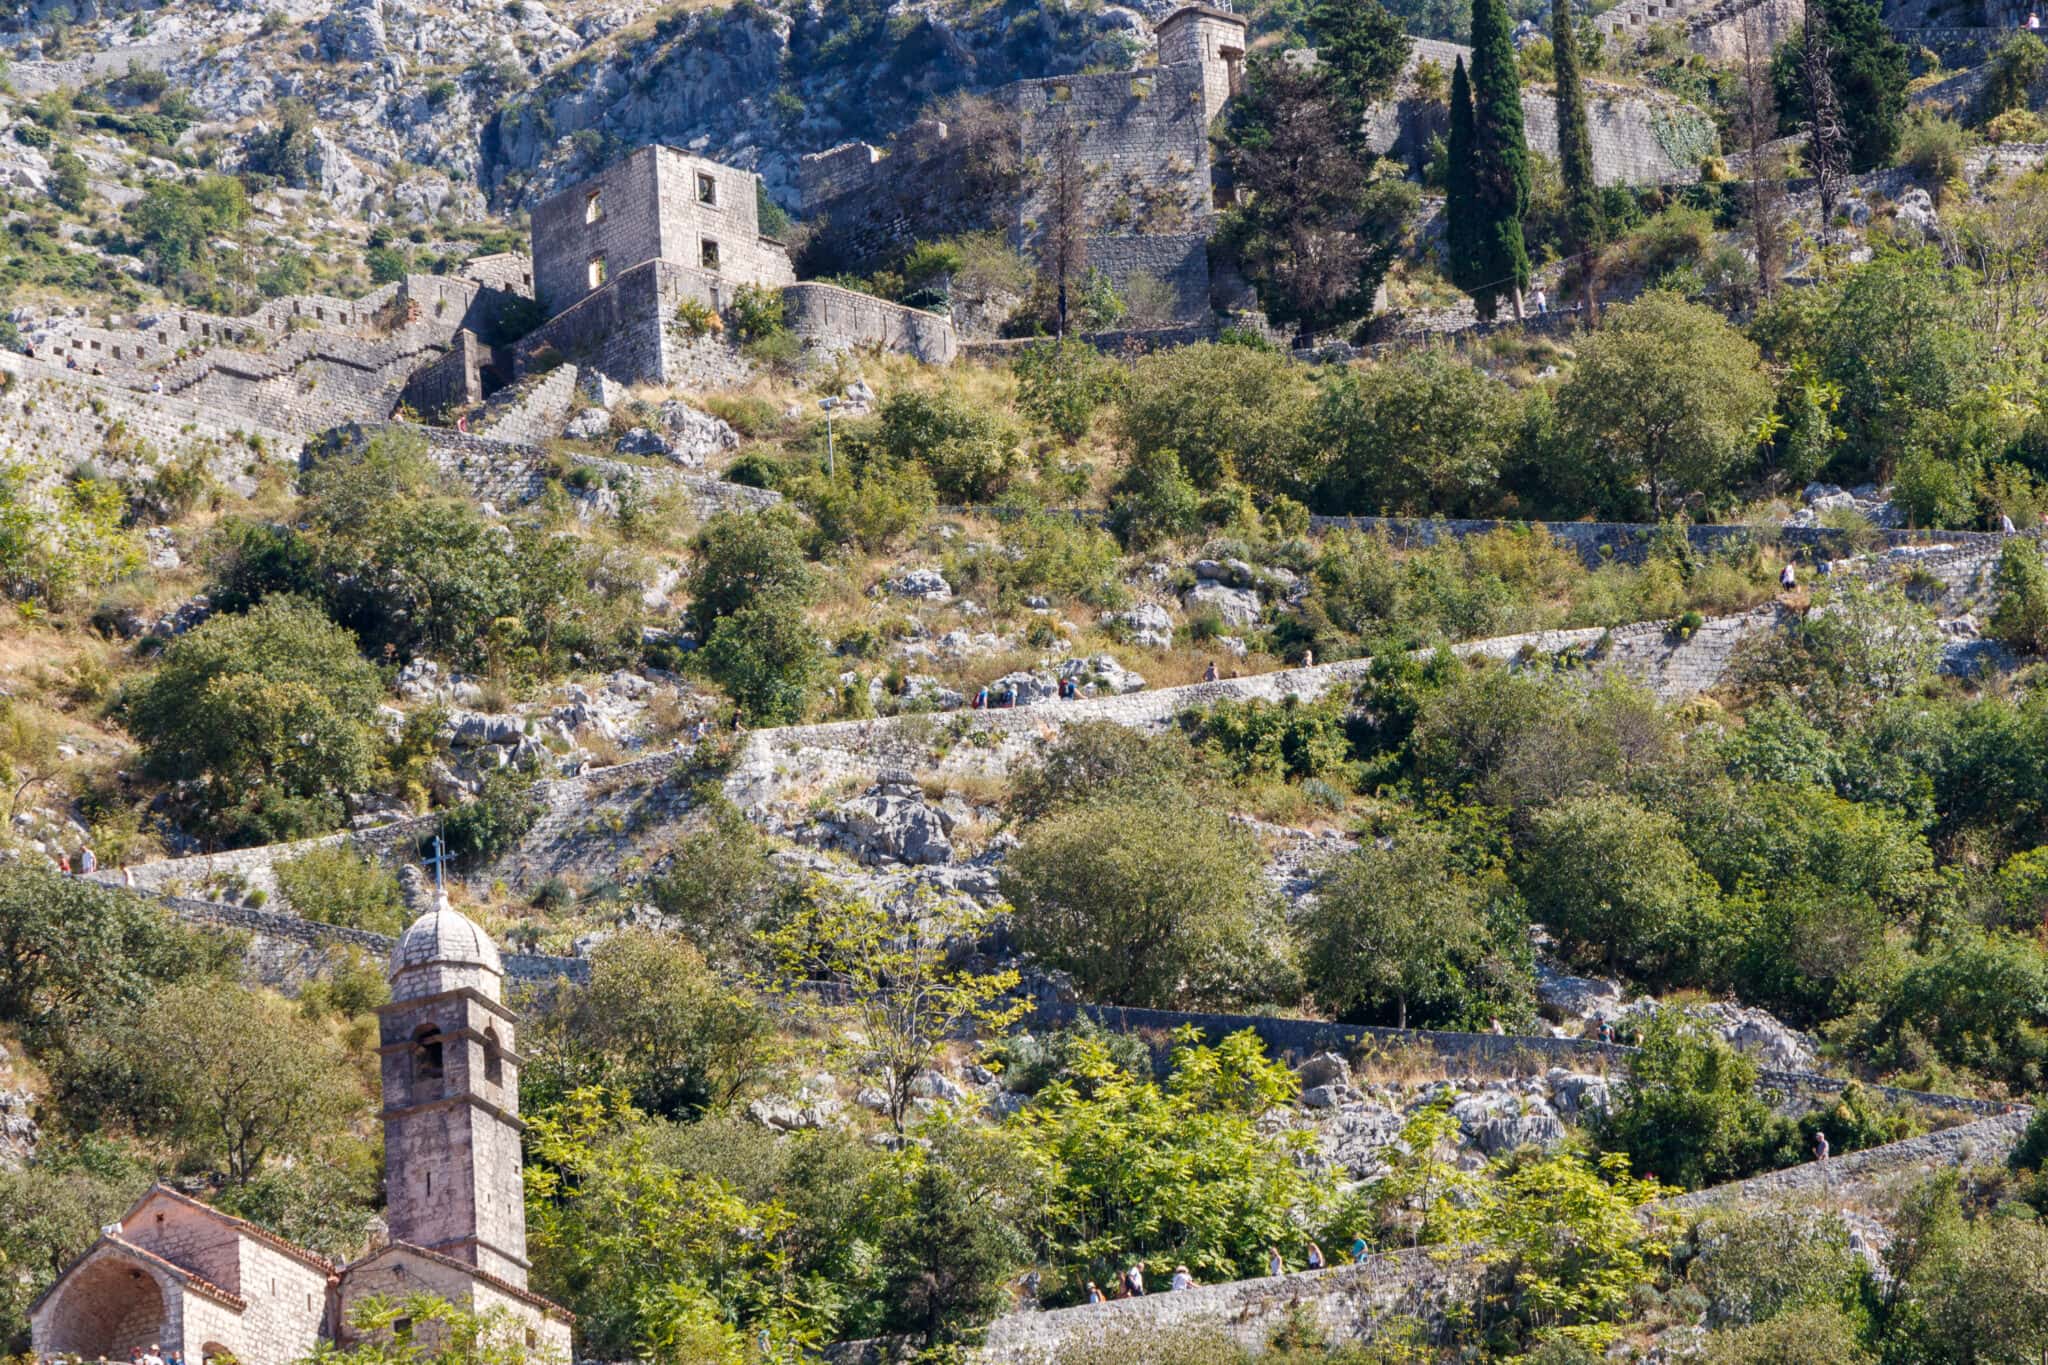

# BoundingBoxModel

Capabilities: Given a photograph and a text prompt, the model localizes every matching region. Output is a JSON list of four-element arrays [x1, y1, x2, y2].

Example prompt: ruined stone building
[[29, 889, 574, 1365], [512, 142, 957, 389], [800, 4, 1255, 327], [799, 2, 1713, 330]]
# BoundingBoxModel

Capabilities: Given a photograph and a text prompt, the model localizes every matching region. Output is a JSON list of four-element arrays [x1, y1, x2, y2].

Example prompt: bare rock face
[[824, 773, 956, 866], [319, 0, 388, 62], [656, 400, 740, 466]]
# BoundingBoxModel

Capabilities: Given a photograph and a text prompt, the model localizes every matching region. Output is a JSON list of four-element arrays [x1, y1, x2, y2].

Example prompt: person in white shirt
[[1171, 1265, 1195, 1291]]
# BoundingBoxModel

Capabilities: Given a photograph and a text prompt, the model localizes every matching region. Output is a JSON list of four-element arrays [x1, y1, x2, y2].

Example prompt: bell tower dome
[[376, 869, 532, 1287]]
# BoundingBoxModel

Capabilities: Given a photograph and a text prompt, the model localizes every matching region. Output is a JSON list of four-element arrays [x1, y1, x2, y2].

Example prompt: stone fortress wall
[[1363, 39, 1706, 184], [799, 11, 1244, 323], [804, 5, 1714, 330]]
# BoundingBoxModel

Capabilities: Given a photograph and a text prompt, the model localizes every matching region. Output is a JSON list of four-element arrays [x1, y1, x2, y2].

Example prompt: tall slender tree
[[1311, 0, 1413, 142], [1550, 0, 1601, 315], [1444, 56, 1480, 292], [1042, 121, 1089, 338], [1802, 7, 1847, 243], [1467, 0, 1531, 319], [1735, 12, 1787, 299]]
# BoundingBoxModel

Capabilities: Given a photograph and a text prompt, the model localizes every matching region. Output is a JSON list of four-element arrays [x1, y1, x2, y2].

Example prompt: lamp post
[[819, 396, 842, 478]]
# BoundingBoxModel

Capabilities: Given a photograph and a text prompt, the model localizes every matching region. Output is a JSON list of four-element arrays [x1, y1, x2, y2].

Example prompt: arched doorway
[[40, 1254, 170, 1360]]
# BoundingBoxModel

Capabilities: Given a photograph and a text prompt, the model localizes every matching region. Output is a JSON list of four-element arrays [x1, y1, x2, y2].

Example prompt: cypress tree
[[1818, 0, 1908, 171], [1444, 56, 1480, 293], [1311, 0, 1412, 146], [1467, 0, 1531, 319], [1551, 0, 1600, 310]]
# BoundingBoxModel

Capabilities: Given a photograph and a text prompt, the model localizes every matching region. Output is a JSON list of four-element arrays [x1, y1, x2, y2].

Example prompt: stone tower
[[1155, 4, 1249, 126], [377, 869, 532, 1287]]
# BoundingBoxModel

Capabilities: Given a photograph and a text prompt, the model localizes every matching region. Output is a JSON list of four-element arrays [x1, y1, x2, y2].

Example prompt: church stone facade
[[30, 889, 573, 1364]]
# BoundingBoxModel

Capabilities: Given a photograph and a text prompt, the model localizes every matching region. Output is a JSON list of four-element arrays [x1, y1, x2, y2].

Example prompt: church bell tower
[[377, 868, 533, 1287]]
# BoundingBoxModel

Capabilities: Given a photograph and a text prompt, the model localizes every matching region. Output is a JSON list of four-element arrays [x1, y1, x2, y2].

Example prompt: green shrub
[[273, 845, 406, 936], [435, 768, 541, 865], [876, 388, 1023, 502]]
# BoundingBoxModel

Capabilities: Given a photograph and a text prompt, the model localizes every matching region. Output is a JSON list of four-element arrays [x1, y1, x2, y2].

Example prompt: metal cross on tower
[[422, 832, 451, 896]]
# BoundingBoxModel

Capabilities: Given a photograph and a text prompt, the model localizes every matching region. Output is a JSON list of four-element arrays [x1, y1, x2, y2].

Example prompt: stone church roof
[[391, 887, 504, 982]]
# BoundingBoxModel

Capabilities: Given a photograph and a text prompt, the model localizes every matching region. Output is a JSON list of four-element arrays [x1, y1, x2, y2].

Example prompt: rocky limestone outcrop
[[818, 773, 957, 866]]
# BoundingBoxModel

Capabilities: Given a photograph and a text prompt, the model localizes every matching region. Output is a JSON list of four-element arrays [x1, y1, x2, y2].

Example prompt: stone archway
[[40, 1253, 171, 1361]]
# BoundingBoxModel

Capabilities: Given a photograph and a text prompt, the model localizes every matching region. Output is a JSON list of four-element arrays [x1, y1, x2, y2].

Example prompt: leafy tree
[[60, 980, 362, 1183], [47, 150, 89, 212], [764, 883, 1023, 1131], [436, 767, 541, 865], [1796, 578, 1942, 711], [1594, 1014, 1792, 1189], [645, 791, 793, 967], [1984, 32, 2048, 118], [1518, 792, 1721, 982], [1884, 1188, 2048, 1364], [1007, 1028, 1345, 1295], [1003, 796, 1282, 1009], [1701, 1303, 1875, 1364], [1218, 53, 1416, 330], [0, 865, 218, 1036], [1465, 0, 1533, 319], [1113, 342, 1315, 495], [1008, 720, 1197, 823], [1013, 338, 1125, 443], [1310, 348, 1519, 514], [1445, 58, 1480, 292], [689, 509, 817, 628], [876, 1140, 1030, 1346], [126, 596, 382, 843], [699, 600, 823, 724], [1555, 292, 1772, 516], [1990, 531, 2048, 655], [523, 931, 773, 1120], [1685, 1207, 1877, 1334], [273, 844, 407, 935], [1756, 250, 1985, 481], [1306, 822, 1523, 1029], [875, 388, 1024, 502], [1481, 1151, 1671, 1353], [1310, 0, 1412, 131], [242, 98, 317, 186], [1550, 0, 1600, 311], [123, 174, 248, 282], [524, 1089, 828, 1361], [210, 1152, 383, 1260]]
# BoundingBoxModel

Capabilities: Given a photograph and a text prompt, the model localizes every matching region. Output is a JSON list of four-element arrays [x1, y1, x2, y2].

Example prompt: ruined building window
[[392, 1318, 413, 1341], [414, 1025, 445, 1083], [696, 172, 718, 205], [484, 1027, 504, 1085], [701, 239, 721, 271], [585, 190, 604, 224], [588, 255, 608, 290], [1222, 46, 1245, 96]]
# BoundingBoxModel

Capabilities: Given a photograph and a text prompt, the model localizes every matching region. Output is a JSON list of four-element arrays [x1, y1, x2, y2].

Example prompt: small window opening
[[696, 172, 718, 205], [700, 239, 721, 271], [484, 1027, 504, 1085], [414, 1025, 445, 1081], [588, 255, 608, 289], [392, 1317, 413, 1340], [585, 190, 604, 224]]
